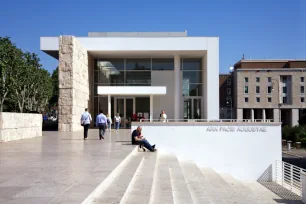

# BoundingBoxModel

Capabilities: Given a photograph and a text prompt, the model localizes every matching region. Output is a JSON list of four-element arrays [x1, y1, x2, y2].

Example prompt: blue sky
[[0, 0, 305, 74]]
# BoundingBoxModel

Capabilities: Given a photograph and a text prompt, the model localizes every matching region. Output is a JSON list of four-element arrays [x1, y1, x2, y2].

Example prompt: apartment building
[[232, 59, 306, 126], [219, 74, 233, 119]]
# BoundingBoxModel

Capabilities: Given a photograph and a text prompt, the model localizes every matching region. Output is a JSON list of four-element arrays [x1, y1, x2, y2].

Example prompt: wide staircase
[[85, 148, 301, 204]]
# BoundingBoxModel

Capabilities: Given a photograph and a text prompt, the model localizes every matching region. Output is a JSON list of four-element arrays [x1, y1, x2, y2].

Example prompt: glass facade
[[93, 57, 203, 123]]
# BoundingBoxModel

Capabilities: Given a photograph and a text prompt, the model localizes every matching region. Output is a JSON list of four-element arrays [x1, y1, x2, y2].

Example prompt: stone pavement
[[0, 129, 134, 204]]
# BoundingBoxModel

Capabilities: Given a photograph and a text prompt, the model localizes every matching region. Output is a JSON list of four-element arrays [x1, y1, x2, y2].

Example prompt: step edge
[[81, 146, 138, 204], [119, 156, 146, 204]]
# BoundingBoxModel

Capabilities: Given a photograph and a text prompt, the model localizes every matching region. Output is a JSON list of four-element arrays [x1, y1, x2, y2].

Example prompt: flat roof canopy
[[97, 86, 166, 95]]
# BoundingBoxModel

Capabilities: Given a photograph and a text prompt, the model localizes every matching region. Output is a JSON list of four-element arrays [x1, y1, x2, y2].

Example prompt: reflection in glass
[[182, 58, 202, 70], [152, 58, 174, 70], [126, 71, 151, 85], [183, 71, 202, 83], [184, 99, 192, 119], [193, 99, 201, 119], [126, 59, 150, 70], [183, 83, 202, 96]]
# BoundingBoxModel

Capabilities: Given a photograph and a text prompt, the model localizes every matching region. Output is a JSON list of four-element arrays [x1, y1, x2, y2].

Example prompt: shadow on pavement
[[42, 120, 58, 131]]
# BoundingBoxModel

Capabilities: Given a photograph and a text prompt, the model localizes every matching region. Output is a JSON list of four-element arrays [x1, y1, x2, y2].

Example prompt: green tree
[[0, 37, 23, 112], [49, 67, 58, 107]]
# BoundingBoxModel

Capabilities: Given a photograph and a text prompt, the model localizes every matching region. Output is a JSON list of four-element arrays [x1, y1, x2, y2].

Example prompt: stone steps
[[89, 150, 293, 204], [95, 154, 144, 204]]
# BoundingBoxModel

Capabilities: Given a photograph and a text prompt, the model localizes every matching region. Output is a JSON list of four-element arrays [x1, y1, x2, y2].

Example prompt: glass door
[[184, 97, 202, 119], [116, 97, 135, 129], [184, 99, 192, 119]]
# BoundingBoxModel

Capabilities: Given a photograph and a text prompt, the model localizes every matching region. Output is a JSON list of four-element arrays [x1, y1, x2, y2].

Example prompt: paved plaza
[[0, 129, 304, 204], [0, 129, 134, 204]]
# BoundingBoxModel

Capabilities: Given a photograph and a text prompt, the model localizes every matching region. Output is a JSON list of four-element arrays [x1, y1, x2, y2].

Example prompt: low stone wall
[[0, 113, 42, 142]]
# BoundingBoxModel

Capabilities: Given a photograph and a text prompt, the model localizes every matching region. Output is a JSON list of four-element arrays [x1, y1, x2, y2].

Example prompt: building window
[[244, 77, 248, 83], [283, 97, 287, 104], [268, 97, 272, 103], [182, 58, 202, 70], [256, 97, 260, 103], [227, 88, 231, 95], [126, 58, 151, 70], [245, 97, 249, 103], [267, 86, 272, 94], [256, 86, 260, 94], [301, 86, 305, 94], [301, 97, 305, 103], [244, 86, 248, 94], [283, 86, 287, 94], [152, 58, 174, 70], [256, 77, 260, 83], [227, 78, 231, 86], [301, 77, 304, 83], [267, 77, 272, 83]]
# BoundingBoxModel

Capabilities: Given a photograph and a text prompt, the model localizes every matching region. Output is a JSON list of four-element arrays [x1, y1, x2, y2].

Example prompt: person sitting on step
[[131, 126, 156, 152]]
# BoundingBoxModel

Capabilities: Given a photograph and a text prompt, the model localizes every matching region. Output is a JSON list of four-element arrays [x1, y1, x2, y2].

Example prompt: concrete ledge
[[0, 112, 42, 142], [133, 122, 282, 126]]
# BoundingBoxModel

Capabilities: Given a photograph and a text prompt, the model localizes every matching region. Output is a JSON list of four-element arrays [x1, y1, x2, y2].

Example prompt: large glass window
[[96, 59, 124, 71], [182, 58, 202, 70], [126, 58, 150, 70], [183, 84, 202, 97], [182, 58, 202, 96], [126, 71, 151, 85], [152, 58, 174, 70], [183, 71, 202, 83]]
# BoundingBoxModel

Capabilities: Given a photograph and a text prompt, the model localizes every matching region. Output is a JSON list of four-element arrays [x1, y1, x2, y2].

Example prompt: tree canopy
[[0, 36, 54, 113]]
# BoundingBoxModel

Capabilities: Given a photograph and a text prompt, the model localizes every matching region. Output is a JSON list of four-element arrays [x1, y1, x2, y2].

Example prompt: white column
[[114, 97, 117, 119], [108, 95, 111, 130], [273, 108, 280, 122], [108, 95, 111, 118], [292, 109, 299, 127], [150, 95, 153, 122], [237, 108, 243, 121], [174, 55, 181, 121], [251, 109, 254, 121], [262, 109, 266, 122], [123, 98, 126, 128], [133, 97, 136, 115]]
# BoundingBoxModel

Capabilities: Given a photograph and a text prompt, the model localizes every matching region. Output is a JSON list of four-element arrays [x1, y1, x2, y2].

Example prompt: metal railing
[[275, 160, 306, 196], [138, 119, 275, 123]]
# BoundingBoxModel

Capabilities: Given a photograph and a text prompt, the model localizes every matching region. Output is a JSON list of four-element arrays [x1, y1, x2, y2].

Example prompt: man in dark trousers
[[80, 108, 92, 140], [131, 126, 156, 152], [95, 110, 108, 140]]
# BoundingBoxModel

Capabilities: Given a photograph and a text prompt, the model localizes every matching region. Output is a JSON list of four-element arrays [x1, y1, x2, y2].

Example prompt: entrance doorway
[[184, 97, 202, 119], [115, 97, 135, 128]]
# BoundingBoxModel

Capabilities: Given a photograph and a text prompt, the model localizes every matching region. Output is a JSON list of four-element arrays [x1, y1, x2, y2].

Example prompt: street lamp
[[271, 79, 282, 122]]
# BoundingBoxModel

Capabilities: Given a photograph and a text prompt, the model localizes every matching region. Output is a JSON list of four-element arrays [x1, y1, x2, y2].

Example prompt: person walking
[[106, 114, 112, 132], [80, 108, 92, 140], [114, 113, 121, 132], [96, 110, 108, 140]]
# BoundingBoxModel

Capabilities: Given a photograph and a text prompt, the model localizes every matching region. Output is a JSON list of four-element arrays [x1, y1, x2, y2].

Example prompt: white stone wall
[[0, 113, 42, 142], [58, 36, 89, 131]]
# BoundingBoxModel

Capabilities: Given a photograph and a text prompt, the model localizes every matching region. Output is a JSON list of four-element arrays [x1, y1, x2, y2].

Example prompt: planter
[[296, 142, 302, 149]]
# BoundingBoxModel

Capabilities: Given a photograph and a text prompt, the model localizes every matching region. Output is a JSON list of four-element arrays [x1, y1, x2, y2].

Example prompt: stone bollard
[[287, 141, 292, 151], [296, 142, 302, 149], [301, 172, 306, 203]]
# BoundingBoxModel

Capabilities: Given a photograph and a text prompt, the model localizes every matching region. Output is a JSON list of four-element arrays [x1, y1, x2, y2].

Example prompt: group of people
[[80, 108, 164, 152], [80, 108, 122, 140]]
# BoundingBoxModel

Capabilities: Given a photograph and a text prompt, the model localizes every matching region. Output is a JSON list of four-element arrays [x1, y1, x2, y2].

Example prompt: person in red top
[[131, 126, 155, 152]]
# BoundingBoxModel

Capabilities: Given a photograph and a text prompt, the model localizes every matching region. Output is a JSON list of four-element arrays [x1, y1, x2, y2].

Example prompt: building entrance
[[114, 97, 135, 129], [183, 97, 202, 119]]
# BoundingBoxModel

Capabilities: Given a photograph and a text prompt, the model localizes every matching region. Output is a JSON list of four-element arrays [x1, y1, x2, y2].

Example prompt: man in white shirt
[[160, 110, 167, 122], [80, 108, 92, 140]]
